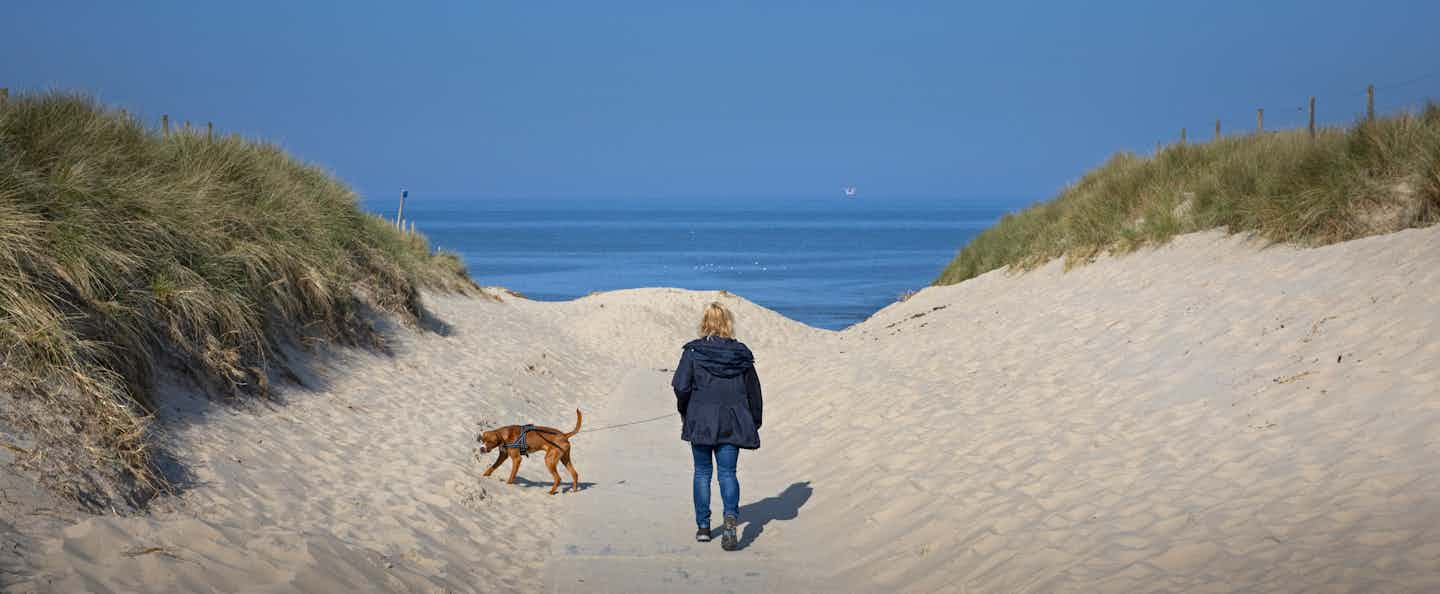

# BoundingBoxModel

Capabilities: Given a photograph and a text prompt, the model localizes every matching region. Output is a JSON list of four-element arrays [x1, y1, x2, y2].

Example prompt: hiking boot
[[696, 525, 712, 542], [721, 515, 739, 551]]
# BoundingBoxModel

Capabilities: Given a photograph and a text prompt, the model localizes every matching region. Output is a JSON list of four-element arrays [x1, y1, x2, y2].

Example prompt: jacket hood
[[684, 337, 754, 378]]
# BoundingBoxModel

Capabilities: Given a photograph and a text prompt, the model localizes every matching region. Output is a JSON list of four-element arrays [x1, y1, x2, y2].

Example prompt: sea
[[363, 196, 1016, 330]]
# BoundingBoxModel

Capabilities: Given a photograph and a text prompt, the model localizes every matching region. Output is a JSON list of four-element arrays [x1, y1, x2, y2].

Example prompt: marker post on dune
[[1308, 96, 1316, 139], [396, 189, 408, 229], [1367, 84, 1375, 121]]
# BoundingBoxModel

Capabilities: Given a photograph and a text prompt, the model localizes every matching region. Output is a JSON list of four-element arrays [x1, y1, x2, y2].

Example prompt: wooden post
[[1256, 108, 1264, 133], [395, 189, 408, 228], [162, 114, 170, 135], [1366, 85, 1375, 122], [1215, 119, 1221, 140], [207, 121, 213, 140], [1180, 127, 1187, 145], [1307, 96, 1316, 138]]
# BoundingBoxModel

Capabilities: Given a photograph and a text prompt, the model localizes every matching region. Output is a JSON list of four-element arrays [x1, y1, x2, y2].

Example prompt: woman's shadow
[[736, 481, 812, 549]]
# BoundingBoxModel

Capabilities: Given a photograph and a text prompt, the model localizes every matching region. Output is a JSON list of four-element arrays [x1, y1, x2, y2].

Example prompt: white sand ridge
[[4, 227, 1440, 593]]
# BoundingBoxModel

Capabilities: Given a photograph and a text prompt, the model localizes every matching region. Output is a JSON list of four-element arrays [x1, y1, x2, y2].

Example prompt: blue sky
[[4, 1, 1439, 202]]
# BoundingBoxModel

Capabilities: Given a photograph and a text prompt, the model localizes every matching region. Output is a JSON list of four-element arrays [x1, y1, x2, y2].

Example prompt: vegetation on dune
[[936, 104, 1440, 285], [0, 92, 475, 507]]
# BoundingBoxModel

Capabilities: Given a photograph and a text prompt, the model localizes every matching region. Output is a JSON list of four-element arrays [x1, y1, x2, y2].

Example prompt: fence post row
[[2, 80, 1399, 169], [1208, 83, 1381, 144]]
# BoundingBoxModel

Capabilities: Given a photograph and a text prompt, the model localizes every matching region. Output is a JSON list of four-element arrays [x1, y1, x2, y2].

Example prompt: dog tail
[[564, 408, 583, 438]]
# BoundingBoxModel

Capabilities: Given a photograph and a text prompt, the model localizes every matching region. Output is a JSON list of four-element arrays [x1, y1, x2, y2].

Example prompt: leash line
[[580, 413, 677, 434]]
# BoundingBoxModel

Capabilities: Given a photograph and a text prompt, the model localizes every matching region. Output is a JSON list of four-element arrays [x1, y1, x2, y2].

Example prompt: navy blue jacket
[[671, 337, 763, 449]]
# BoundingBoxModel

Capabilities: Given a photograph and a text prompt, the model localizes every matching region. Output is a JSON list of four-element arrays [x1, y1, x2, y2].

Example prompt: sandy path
[[544, 368, 813, 593], [4, 226, 1438, 593]]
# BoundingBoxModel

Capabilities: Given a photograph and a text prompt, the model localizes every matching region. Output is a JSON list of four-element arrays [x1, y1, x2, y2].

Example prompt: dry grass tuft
[[936, 103, 1440, 285], [0, 91, 476, 508]]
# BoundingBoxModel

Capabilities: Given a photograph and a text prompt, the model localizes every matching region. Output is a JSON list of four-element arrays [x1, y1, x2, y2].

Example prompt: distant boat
[[843, 186, 857, 197]]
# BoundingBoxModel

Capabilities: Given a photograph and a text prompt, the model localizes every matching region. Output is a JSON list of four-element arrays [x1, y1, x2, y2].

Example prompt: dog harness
[[506, 424, 537, 455]]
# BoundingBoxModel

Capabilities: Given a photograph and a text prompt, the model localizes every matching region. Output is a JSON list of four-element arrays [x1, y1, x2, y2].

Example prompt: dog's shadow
[[505, 476, 598, 492], [736, 481, 813, 549]]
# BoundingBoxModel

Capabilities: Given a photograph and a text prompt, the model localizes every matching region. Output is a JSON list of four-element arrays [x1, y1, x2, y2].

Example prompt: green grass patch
[[0, 92, 475, 507], [936, 104, 1440, 285]]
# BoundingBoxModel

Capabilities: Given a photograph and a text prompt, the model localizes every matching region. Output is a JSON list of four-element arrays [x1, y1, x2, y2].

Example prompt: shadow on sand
[[505, 475, 598, 492], [737, 481, 812, 549]]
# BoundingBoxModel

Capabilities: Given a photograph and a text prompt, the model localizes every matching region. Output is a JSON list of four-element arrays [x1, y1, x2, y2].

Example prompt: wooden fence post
[[1215, 119, 1221, 140], [395, 189, 408, 228], [1308, 96, 1316, 138], [162, 114, 170, 135], [1256, 108, 1264, 133], [1367, 85, 1375, 122], [1180, 127, 1187, 145], [207, 122, 214, 140]]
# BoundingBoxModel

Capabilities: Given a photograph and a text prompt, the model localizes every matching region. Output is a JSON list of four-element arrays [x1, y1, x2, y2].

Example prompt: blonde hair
[[698, 301, 735, 338]]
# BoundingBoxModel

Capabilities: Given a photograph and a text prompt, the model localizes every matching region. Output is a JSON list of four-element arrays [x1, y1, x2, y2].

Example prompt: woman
[[671, 301, 762, 551]]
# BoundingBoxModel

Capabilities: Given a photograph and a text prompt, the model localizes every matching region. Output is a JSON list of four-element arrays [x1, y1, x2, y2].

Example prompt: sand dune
[[4, 227, 1439, 593], [761, 228, 1440, 592]]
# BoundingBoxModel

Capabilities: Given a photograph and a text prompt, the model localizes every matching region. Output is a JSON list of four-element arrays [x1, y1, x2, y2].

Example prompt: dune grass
[[936, 104, 1440, 285], [0, 92, 475, 507]]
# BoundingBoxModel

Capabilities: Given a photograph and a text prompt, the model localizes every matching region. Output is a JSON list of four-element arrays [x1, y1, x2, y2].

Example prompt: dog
[[477, 409, 582, 494]]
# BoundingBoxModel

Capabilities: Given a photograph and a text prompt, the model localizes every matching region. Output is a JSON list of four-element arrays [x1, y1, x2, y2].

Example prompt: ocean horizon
[[363, 196, 1019, 329]]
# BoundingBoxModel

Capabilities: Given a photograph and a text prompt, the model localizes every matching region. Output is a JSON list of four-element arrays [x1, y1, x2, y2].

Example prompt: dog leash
[[580, 412, 677, 434]]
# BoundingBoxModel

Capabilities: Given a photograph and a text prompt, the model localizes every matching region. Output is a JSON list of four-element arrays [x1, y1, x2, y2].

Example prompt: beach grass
[[936, 103, 1440, 285], [0, 91, 475, 506]]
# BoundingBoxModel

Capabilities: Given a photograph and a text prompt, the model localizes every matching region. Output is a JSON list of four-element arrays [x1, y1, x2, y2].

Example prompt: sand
[[3, 226, 1439, 593]]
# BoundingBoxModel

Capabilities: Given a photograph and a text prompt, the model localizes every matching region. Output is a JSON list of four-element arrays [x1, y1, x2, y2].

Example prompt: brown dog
[[477, 409, 582, 494]]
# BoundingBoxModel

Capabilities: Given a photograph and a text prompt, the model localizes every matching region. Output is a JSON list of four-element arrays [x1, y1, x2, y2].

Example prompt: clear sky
[[4, 1, 1439, 202]]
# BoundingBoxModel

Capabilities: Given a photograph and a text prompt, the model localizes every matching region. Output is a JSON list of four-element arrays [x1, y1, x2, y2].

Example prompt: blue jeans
[[691, 443, 740, 527]]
